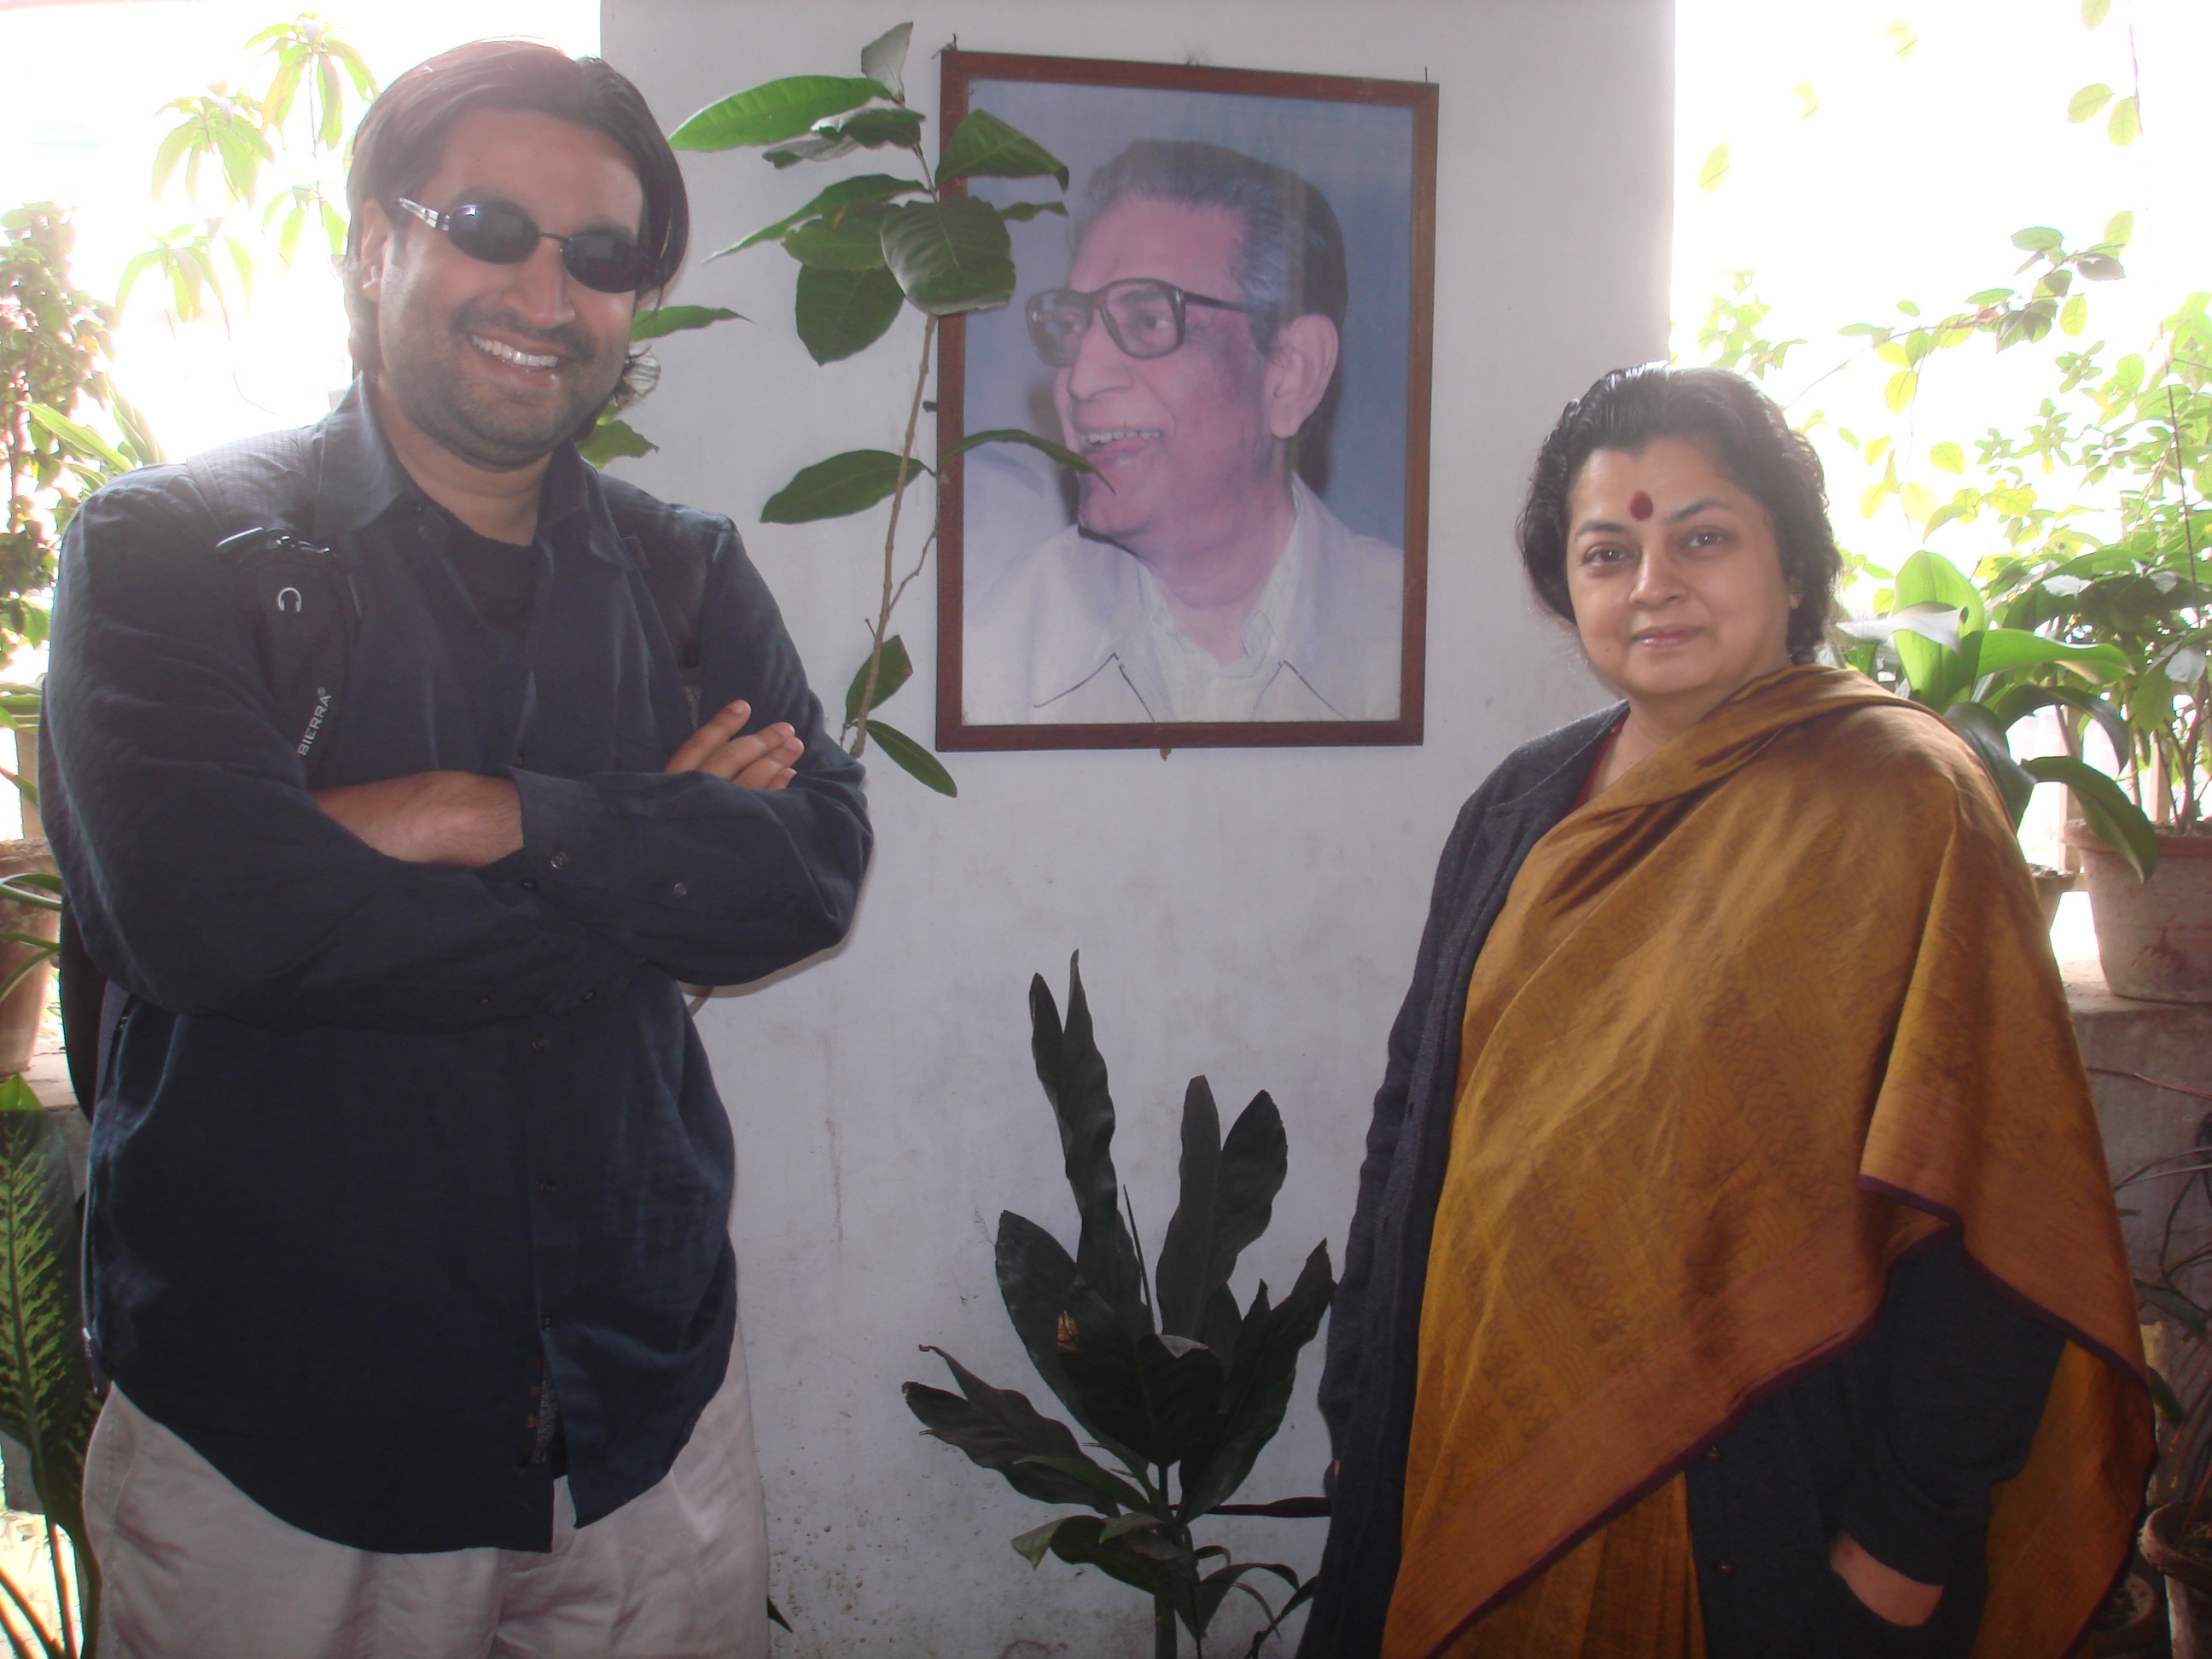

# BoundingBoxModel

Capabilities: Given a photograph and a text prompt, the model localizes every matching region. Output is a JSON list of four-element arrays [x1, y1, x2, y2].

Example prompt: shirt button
[[540, 1313, 554, 1330], [671, 881, 689, 898], [549, 851, 569, 871], [579, 988, 596, 1003], [1703, 1447, 1723, 1462], [1714, 1559, 1735, 1575], [478, 995, 492, 1007], [519, 876, 539, 891], [530, 1034, 550, 1051], [538, 1178, 559, 1197]]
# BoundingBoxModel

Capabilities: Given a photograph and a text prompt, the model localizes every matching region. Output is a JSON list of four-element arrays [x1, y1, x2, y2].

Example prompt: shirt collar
[[311, 377, 604, 556]]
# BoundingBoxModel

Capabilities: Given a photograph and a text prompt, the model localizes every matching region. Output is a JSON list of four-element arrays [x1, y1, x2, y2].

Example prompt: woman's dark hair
[[341, 38, 688, 404], [1516, 364, 1841, 663]]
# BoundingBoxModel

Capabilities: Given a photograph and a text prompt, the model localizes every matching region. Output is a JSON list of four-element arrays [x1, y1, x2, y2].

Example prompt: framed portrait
[[934, 52, 1437, 752]]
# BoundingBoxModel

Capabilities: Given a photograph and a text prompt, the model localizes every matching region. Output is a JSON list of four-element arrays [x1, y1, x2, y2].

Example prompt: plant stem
[[847, 311, 937, 760], [1155, 1592, 1179, 1659]]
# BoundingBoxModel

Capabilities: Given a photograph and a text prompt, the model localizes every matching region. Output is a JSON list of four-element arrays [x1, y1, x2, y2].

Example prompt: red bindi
[[1628, 491, 1654, 521]]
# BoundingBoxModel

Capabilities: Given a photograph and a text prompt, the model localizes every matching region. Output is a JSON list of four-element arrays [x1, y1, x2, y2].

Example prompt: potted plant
[[1836, 545, 2159, 922], [903, 958, 1333, 1659]]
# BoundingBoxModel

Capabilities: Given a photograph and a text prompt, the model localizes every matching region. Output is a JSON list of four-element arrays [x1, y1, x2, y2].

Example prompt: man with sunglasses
[[965, 139, 1403, 725], [41, 40, 868, 1658]]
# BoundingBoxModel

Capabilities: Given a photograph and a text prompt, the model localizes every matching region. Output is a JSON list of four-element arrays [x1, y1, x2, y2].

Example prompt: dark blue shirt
[[41, 386, 870, 1552]]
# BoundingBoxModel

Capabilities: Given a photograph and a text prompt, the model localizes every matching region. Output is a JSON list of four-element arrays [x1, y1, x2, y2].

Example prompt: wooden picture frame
[[935, 50, 1436, 751]]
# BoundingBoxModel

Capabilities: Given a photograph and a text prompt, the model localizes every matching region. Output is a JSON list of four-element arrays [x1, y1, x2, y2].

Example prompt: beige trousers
[[83, 1343, 768, 1659]]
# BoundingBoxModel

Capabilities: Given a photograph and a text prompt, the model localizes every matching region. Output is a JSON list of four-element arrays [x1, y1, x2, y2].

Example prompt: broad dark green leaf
[[860, 719, 956, 796], [2138, 1280, 2210, 1337], [1179, 1243, 1334, 1520], [1062, 1327, 1225, 1470], [630, 305, 742, 341], [996, 1211, 1142, 1466], [669, 76, 888, 151], [845, 635, 914, 727], [1893, 552, 1983, 709], [795, 265, 904, 364], [1021, 1514, 1172, 1598], [1155, 1086, 1285, 1341], [764, 132, 860, 169], [939, 108, 1070, 189], [784, 205, 891, 271], [840, 108, 925, 150], [903, 1347, 1115, 1511], [1017, 1452, 1154, 1516], [1973, 627, 2125, 680], [2150, 1365, 2187, 1426], [997, 201, 1069, 224], [760, 449, 925, 524], [712, 174, 924, 259], [859, 21, 911, 102], [940, 428, 1095, 474], [577, 418, 655, 469], [1984, 683, 2132, 769], [1945, 703, 2037, 828], [1030, 958, 1148, 1335], [2024, 755, 2159, 881], [880, 197, 1016, 316]]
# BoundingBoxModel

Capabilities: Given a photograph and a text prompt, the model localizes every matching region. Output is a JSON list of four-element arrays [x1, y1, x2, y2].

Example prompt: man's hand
[[313, 772, 522, 867], [1829, 1531, 1941, 1627], [665, 700, 804, 789]]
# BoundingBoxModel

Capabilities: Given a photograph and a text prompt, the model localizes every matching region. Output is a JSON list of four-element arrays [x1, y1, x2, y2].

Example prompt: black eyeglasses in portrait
[[391, 197, 650, 294], [1024, 276, 1265, 368]]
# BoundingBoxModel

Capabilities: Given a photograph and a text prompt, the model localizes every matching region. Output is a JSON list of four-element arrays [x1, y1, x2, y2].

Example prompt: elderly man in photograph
[[41, 39, 870, 1659], [966, 139, 1405, 725]]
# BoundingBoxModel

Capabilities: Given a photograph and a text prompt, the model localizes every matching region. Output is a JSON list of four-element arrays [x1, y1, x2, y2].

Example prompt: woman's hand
[[1829, 1532, 1941, 1627], [666, 700, 805, 789]]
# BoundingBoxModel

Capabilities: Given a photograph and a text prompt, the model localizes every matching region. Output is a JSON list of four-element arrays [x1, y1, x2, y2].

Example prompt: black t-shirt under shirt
[[439, 512, 539, 637]]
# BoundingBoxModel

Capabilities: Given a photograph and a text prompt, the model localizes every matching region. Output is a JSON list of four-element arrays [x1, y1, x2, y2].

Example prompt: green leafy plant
[[0, 1071, 101, 1658], [1837, 549, 2158, 876], [120, 13, 377, 325], [614, 24, 1089, 796], [903, 958, 1334, 1658]]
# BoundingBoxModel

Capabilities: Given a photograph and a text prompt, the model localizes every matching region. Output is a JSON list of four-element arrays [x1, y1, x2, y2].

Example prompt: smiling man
[[966, 140, 1405, 725], [41, 41, 869, 1659]]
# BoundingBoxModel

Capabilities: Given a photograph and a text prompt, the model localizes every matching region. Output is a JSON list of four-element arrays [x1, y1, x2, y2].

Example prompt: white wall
[[602, 4, 1671, 1653]]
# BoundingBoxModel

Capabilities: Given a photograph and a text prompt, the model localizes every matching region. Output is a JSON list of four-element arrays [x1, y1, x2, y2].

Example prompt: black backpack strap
[[599, 475, 712, 722], [184, 427, 359, 773]]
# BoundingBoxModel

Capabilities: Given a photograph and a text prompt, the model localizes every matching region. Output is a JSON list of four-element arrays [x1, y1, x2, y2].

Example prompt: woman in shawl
[[1299, 364, 2150, 1659]]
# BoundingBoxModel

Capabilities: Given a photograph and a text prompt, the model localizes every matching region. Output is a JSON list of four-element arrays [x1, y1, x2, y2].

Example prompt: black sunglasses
[[1025, 277, 1262, 368], [392, 197, 651, 295]]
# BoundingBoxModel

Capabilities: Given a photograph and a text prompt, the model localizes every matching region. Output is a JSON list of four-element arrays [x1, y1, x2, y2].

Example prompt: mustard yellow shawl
[[1383, 667, 2151, 1659]]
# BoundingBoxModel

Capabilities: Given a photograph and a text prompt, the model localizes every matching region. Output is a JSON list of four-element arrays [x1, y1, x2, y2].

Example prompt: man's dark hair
[[341, 38, 687, 409], [1516, 364, 1842, 663], [1083, 139, 1348, 360]]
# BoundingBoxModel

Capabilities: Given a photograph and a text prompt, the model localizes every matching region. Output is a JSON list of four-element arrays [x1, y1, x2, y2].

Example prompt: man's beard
[[381, 300, 620, 473]]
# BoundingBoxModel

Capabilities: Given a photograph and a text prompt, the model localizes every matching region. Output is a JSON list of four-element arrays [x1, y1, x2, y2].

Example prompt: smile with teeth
[[472, 335, 562, 371], [1082, 428, 1163, 448]]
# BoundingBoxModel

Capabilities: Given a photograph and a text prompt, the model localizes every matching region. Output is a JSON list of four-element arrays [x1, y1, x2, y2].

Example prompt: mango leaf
[[859, 719, 956, 796], [630, 305, 742, 341], [880, 197, 1016, 316], [763, 131, 861, 169], [795, 265, 905, 364], [997, 201, 1069, 224], [839, 108, 926, 151], [578, 418, 655, 468], [26, 405, 128, 475], [712, 174, 924, 259], [996, 1211, 1143, 1467], [939, 109, 1071, 189], [903, 1348, 1115, 1511], [1945, 703, 2038, 828], [1030, 959, 1149, 1334], [2025, 755, 2158, 882], [859, 21, 911, 102], [669, 76, 889, 151], [1973, 628, 2126, 681], [1155, 1086, 1286, 1341], [2068, 83, 2114, 123], [1178, 1243, 1335, 1520], [784, 205, 892, 271], [761, 448, 928, 523], [940, 428, 1095, 475], [845, 635, 914, 726]]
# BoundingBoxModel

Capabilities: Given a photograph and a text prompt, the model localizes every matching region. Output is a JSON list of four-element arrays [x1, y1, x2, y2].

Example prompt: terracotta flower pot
[[2067, 824, 2212, 1004], [0, 839, 55, 1078], [2141, 1503, 2212, 1656], [2083, 1560, 2167, 1656]]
